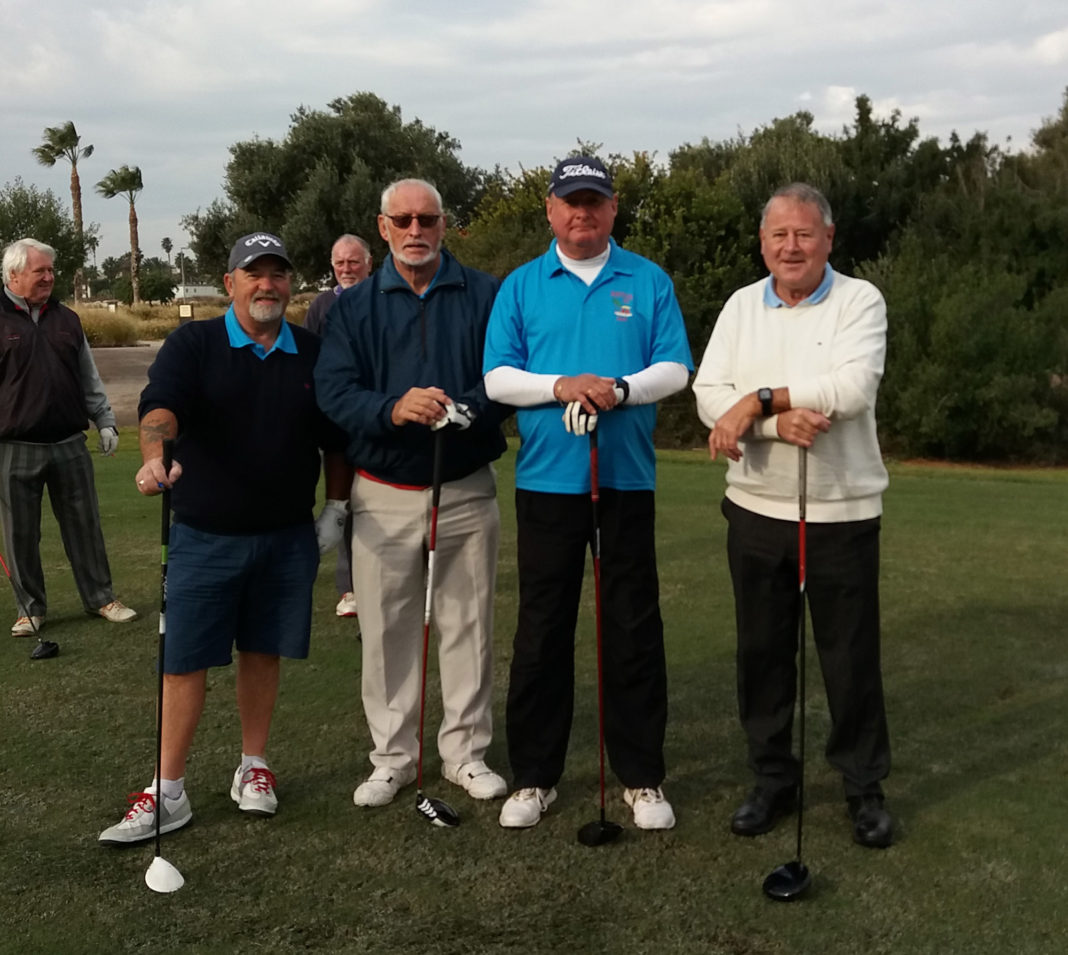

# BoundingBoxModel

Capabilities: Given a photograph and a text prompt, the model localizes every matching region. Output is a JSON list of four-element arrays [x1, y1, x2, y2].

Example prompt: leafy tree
[[32, 121, 93, 303], [113, 256, 174, 305], [0, 177, 84, 298], [96, 165, 143, 304], [183, 92, 486, 279]]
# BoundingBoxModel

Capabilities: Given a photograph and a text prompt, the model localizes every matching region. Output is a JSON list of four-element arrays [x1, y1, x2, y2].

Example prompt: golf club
[[763, 445, 812, 901], [0, 551, 59, 660], [577, 426, 623, 848], [145, 439, 184, 894], [414, 428, 460, 828]]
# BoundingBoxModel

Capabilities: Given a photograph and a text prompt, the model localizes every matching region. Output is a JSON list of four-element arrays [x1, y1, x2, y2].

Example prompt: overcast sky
[[3, 0, 1066, 266]]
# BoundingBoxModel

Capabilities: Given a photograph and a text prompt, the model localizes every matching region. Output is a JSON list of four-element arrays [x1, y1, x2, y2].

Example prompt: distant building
[[173, 284, 223, 300]]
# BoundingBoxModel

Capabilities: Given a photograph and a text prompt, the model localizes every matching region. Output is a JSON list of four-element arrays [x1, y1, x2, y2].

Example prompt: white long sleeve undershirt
[[485, 361, 690, 408]]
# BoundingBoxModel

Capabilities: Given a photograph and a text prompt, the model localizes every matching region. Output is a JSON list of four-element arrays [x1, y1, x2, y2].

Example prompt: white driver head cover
[[145, 856, 184, 893]]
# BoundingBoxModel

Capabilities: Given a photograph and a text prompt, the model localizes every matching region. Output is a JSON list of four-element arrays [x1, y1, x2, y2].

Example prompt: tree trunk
[[71, 166, 84, 305], [129, 201, 141, 305]]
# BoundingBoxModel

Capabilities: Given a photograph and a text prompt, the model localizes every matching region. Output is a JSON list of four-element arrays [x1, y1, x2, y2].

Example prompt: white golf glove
[[99, 426, 119, 456], [431, 401, 474, 431], [314, 499, 348, 555], [562, 401, 597, 436]]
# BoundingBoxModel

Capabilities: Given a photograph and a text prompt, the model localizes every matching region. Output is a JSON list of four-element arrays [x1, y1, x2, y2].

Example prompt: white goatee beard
[[249, 299, 285, 323]]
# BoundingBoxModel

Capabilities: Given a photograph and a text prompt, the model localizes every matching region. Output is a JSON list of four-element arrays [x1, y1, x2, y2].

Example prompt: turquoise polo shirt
[[484, 239, 692, 493], [224, 305, 297, 359]]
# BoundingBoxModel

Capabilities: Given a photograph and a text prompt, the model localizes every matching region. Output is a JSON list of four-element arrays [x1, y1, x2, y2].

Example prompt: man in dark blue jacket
[[316, 179, 510, 808]]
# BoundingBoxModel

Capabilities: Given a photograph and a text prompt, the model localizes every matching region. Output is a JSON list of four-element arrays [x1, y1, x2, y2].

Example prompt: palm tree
[[33, 121, 93, 303], [161, 236, 173, 269], [96, 165, 144, 304]]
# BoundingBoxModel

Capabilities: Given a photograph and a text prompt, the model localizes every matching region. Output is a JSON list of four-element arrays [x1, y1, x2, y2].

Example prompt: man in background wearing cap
[[303, 233, 373, 619], [99, 233, 352, 846], [483, 157, 693, 831]]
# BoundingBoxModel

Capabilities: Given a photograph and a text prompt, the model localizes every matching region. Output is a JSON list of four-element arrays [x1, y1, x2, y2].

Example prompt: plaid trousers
[[0, 435, 115, 617]]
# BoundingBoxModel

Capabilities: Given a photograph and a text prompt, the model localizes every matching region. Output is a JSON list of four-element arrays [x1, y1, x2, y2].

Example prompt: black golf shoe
[[847, 794, 894, 848], [730, 786, 797, 836]]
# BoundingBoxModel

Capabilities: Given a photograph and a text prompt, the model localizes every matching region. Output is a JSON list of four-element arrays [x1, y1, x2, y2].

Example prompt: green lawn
[[1, 438, 1066, 954]]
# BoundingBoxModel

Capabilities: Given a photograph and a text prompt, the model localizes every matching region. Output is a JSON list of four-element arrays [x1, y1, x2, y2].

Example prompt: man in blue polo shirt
[[99, 233, 351, 846], [483, 156, 693, 831]]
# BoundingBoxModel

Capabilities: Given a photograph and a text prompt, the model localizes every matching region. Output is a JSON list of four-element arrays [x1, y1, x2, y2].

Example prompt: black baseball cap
[[227, 233, 293, 272], [547, 156, 614, 198]]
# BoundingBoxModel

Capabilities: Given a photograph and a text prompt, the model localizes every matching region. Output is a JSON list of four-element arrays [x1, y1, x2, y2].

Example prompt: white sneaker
[[335, 592, 359, 617], [96, 600, 138, 623], [623, 786, 676, 830], [442, 760, 507, 800], [231, 765, 278, 816], [11, 615, 44, 637], [353, 765, 416, 807], [498, 787, 557, 828], [98, 789, 192, 845]]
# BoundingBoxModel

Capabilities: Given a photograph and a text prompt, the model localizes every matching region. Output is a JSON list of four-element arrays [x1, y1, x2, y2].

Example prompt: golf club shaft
[[155, 439, 174, 860], [0, 550, 40, 636], [417, 430, 445, 791], [589, 429, 608, 819], [796, 445, 807, 864]]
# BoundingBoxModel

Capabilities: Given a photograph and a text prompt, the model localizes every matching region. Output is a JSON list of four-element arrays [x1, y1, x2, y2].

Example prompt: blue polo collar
[[224, 304, 297, 359], [764, 264, 833, 308]]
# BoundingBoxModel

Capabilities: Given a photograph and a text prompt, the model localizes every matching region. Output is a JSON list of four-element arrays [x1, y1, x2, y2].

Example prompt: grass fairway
[[1, 437, 1066, 954]]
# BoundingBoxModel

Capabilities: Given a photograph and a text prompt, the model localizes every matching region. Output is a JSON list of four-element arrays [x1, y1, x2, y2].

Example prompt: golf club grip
[[160, 439, 173, 531]]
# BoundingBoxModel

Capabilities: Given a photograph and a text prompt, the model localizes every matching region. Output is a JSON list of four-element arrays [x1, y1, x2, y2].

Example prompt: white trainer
[[623, 786, 676, 830], [353, 765, 416, 807], [98, 789, 192, 845], [96, 600, 138, 623], [231, 765, 278, 816], [442, 760, 507, 800], [335, 592, 359, 617], [498, 787, 557, 828], [11, 615, 44, 637]]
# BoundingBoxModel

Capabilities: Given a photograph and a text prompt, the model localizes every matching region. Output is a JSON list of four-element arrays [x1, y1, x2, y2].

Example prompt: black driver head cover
[[30, 639, 60, 660], [416, 793, 460, 828], [763, 860, 812, 901], [577, 818, 623, 847]]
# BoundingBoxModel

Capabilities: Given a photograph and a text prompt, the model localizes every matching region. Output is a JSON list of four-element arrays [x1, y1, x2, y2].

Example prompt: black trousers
[[506, 488, 668, 789], [723, 498, 891, 798]]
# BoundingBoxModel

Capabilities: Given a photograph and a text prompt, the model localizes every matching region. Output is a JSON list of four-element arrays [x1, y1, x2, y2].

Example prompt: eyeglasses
[[383, 213, 441, 229]]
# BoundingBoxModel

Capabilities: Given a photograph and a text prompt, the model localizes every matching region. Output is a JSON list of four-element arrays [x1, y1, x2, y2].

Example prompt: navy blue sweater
[[314, 250, 509, 486], [139, 317, 345, 534]]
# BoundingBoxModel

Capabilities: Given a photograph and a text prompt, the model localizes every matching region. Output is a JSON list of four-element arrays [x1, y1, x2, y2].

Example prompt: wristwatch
[[757, 387, 774, 417], [614, 377, 630, 405]]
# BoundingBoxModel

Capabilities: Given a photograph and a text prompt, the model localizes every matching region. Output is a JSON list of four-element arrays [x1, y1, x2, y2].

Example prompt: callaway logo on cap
[[227, 232, 294, 272], [548, 155, 615, 199]]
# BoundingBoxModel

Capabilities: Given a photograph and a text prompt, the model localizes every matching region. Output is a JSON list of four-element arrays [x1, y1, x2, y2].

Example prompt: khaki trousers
[[351, 465, 498, 772]]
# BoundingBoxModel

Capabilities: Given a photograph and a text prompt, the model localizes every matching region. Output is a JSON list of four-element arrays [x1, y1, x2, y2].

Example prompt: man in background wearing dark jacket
[[0, 237, 137, 637], [315, 179, 509, 808]]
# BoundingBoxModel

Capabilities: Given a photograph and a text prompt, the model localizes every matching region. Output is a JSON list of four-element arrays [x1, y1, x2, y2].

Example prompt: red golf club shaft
[[417, 430, 444, 791], [589, 429, 608, 821]]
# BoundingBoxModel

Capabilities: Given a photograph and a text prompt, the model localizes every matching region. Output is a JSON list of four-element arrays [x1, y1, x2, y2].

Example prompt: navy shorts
[[163, 521, 319, 674]]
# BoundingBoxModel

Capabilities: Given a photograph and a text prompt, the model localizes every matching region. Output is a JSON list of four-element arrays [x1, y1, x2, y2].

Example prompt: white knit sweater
[[692, 271, 889, 523]]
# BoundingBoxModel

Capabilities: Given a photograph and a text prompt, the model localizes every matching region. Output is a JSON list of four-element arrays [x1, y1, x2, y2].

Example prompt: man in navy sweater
[[316, 179, 510, 808], [99, 233, 351, 845]]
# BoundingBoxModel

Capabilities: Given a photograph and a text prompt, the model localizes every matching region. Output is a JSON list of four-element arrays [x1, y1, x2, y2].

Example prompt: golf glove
[[563, 401, 597, 436], [315, 499, 348, 555], [99, 426, 119, 456], [431, 401, 474, 431]]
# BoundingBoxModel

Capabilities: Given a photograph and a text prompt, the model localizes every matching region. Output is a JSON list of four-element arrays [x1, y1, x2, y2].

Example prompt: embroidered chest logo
[[610, 291, 633, 321]]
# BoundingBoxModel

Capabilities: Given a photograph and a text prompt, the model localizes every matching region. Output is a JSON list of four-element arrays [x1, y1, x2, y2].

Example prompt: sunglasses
[[383, 213, 441, 229]]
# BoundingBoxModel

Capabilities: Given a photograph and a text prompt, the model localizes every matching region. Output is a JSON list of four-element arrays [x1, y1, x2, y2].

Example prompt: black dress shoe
[[847, 794, 894, 848], [731, 786, 797, 836]]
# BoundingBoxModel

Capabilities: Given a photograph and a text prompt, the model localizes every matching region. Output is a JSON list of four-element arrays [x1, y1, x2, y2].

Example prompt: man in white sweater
[[692, 183, 893, 849]]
